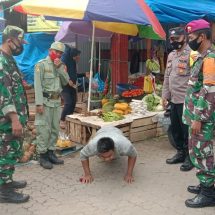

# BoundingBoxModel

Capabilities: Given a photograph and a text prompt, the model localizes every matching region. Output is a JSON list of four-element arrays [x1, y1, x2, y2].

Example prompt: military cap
[[169, 27, 185, 38], [185, 19, 210, 34], [3, 25, 27, 44], [50, 41, 65, 53]]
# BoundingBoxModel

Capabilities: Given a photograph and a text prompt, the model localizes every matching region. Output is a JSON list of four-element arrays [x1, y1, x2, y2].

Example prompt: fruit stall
[[65, 89, 166, 145]]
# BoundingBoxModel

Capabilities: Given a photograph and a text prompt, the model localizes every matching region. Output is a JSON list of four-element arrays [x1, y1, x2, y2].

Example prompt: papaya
[[114, 103, 128, 111]]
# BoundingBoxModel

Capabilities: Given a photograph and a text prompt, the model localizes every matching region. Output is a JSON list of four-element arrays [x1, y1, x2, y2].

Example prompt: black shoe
[[5, 180, 27, 189], [40, 153, 53, 169], [187, 185, 201, 194], [180, 156, 193, 171], [185, 185, 215, 208], [47, 150, 64, 165], [0, 185, 30, 203], [187, 184, 215, 195], [166, 151, 185, 164]]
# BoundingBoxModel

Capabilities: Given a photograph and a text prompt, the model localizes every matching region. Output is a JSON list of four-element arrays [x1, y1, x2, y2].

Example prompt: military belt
[[43, 92, 60, 100]]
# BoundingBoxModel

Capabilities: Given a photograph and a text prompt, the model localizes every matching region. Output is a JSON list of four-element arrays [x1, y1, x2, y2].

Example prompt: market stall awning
[[145, 0, 215, 23], [13, 0, 166, 39]]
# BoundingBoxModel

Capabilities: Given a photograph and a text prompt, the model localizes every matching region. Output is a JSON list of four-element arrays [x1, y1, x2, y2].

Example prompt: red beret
[[185, 19, 210, 34]]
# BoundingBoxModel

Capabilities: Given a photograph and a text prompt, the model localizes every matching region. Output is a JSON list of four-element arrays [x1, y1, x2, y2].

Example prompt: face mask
[[49, 50, 60, 61], [10, 40, 23, 56], [188, 36, 202, 51], [170, 41, 184, 50]]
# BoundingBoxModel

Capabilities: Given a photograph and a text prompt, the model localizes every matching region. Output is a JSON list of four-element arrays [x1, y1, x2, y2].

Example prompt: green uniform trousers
[[189, 122, 215, 187], [0, 130, 23, 185], [35, 105, 61, 154]]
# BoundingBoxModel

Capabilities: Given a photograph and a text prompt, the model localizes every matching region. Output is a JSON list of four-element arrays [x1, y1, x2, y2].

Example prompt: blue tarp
[[146, 0, 215, 23], [0, 32, 55, 84]]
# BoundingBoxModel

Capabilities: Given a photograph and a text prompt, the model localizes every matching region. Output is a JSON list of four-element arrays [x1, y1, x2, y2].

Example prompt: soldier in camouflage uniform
[[0, 26, 30, 203], [182, 19, 215, 208], [34, 42, 71, 169]]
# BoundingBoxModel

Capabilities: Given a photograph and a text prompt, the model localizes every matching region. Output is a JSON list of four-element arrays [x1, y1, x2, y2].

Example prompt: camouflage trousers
[[188, 122, 215, 187], [0, 130, 23, 185]]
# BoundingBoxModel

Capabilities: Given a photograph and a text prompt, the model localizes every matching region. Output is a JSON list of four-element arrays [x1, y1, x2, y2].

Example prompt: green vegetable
[[102, 102, 115, 113], [143, 94, 162, 111], [102, 112, 125, 122]]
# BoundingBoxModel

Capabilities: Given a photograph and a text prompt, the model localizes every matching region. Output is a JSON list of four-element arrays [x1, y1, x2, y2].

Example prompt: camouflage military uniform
[[0, 50, 28, 185], [34, 56, 69, 154], [183, 48, 215, 187]]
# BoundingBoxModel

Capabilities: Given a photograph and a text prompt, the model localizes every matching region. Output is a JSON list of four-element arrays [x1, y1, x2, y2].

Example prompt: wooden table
[[66, 112, 166, 145]]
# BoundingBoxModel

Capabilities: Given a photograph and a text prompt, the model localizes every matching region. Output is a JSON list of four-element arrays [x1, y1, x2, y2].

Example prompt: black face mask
[[188, 36, 202, 51], [170, 41, 184, 50], [10, 40, 24, 56]]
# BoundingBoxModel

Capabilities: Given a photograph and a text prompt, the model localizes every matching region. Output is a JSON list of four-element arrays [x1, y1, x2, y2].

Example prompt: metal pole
[[87, 22, 95, 112]]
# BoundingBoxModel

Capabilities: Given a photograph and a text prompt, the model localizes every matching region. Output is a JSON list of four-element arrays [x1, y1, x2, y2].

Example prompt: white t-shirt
[[80, 126, 137, 160]]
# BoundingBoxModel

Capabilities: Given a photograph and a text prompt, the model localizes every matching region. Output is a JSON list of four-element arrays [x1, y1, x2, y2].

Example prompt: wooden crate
[[74, 102, 87, 113], [130, 115, 165, 143]]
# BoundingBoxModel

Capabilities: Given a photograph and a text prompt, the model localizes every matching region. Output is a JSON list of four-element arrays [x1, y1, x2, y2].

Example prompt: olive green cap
[[50, 41, 65, 52]]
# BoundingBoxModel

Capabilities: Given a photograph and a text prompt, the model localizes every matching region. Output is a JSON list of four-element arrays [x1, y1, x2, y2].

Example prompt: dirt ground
[[1, 136, 214, 215]]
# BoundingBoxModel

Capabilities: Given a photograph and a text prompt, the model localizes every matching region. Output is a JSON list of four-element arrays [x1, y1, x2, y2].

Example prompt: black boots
[[40, 151, 64, 169], [39, 152, 53, 169], [187, 185, 201, 194], [47, 150, 64, 165], [166, 150, 185, 164], [187, 184, 215, 194], [4, 180, 27, 189], [180, 156, 193, 171], [0, 184, 30, 203], [185, 184, 215, 208]]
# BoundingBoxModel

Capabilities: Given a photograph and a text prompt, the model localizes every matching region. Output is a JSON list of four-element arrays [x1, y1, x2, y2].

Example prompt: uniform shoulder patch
[[35, 64, 41, 72]]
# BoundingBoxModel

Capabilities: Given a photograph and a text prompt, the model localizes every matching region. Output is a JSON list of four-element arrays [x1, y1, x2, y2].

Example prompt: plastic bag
[[93, 72, 105, 93]]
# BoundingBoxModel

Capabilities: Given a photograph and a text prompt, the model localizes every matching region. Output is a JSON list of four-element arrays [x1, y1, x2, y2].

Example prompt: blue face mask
[[188, 36, 202, 51]]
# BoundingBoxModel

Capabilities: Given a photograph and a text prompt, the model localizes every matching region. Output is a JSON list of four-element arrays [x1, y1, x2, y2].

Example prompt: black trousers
[[170, 103, 188, 152], [61, 87, 77, 121]]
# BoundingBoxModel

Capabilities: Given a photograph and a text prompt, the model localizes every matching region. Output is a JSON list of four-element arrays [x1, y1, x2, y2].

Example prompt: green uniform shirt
[[0, 50, 28, 131], [34, 56, 70, 107], [183, 48, 215, 125]]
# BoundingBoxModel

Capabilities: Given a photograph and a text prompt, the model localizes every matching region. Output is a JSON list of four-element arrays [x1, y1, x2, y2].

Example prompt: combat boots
[[180, 155, 193, 171], [185, 184, 215, 208], [187, 184, 215, 194], [4, 180, 27, 189], [166, 150, 185, 164], [0, 184, 30, 203], [39, 152, 53, 169], [47, 150, 64, 165]]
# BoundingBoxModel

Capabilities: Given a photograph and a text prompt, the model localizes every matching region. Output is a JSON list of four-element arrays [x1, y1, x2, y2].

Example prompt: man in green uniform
[[183, 19, 215, 208], [0, 26, 30, 203], [34, 41, 70, 169]]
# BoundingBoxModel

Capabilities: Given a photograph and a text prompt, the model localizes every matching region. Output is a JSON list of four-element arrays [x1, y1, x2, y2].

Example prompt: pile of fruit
[[100, 98, 131, 122], [112, 102, 131, 115], [56, 139, 74, 148]]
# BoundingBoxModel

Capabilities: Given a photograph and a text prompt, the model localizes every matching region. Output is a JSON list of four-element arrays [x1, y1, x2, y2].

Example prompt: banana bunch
[[146, 59, 160, 72]]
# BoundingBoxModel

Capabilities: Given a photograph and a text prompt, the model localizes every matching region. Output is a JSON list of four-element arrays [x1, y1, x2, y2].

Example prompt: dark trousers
[[170, 103, 188, 152], [61, 87, 77, 121]]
